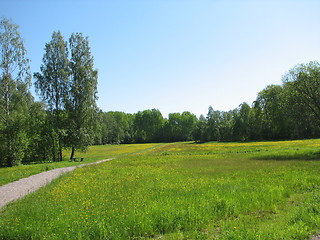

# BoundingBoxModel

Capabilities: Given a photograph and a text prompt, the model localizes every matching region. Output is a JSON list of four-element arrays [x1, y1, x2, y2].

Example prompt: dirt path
[[0, 159, 113, 209]]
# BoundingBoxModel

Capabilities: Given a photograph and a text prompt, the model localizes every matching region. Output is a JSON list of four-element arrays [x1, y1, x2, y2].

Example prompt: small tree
[[0, 17, 31, 166]]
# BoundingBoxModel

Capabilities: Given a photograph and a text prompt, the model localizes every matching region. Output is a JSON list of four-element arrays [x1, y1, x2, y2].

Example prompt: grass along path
[[0, 143, 162, 186], [0, 144, 165, 209], [0, 159, 113, 209]]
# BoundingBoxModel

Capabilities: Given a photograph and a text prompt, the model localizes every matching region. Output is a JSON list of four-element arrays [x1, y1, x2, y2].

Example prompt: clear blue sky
[[2, 0, 320, 118]]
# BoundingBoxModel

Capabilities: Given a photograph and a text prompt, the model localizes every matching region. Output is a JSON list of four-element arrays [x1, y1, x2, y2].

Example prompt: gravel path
[[0, 159, 113, 209], [311, 235, 320, 240]]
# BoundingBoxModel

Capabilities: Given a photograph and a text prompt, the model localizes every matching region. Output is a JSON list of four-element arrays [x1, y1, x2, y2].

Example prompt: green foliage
[[0, 117, 29, 166], [233, 103, 251, 141], [97, 111, 133, 144], [34, 31, 69, 162], [206, 106, 222, 141], [282, 61, 320, 138], [255, 85, 290, 139], [283, 61, 320, 120], [133, 109, 165, 143], [24, 102, 57, 163], [164, 111, 198, 142], [0, 17, 32, 167], [34, 31, 69, 112], [34, 31, 98, 160], [193, 114, 207, 142], [65, 33, 98, 158], [0, 17, 31, 85]]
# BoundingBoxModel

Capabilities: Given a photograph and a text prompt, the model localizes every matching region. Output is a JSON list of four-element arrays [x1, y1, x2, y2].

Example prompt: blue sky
[[2, 0, 320, 118]]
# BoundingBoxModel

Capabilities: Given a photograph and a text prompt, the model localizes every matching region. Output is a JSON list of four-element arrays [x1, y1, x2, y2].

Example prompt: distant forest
[[96, 71, 320, 145], [1, 17, 320, 167]]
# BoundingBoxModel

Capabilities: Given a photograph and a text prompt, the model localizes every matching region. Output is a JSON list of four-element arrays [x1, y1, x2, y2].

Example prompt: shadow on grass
[[254, 151, 320, 161]]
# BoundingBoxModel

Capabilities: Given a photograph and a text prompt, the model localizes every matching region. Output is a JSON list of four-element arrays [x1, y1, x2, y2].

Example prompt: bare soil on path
[[0, 159, 112, 209]]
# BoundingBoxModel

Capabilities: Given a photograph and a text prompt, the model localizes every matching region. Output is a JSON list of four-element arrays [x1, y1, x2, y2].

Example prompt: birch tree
[[66, 33, 98, 159], [0, 17, 31, 166], [34, 31, 69, 161]]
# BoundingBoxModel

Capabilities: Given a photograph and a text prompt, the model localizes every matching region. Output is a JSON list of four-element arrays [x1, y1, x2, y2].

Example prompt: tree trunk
[[59, 139, 63, 161], [70, 146, 75, 160], [52, 137, 57, 162], [4, 74, 12, 166], [5, 75, 9, 118], [6, 137, 13, 167]]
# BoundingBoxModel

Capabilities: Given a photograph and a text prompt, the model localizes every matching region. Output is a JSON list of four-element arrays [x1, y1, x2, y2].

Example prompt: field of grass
[[1, 140, 320, 239], [0, 143, 161, 186]]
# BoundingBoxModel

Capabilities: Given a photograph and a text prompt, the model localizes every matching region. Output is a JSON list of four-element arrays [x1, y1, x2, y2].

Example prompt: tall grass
[[1, 140, 320, 239]]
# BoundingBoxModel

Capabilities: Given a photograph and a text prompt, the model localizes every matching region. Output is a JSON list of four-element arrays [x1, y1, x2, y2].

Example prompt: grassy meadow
[[1, 140, 320, 239], [0, 143, 161, 186]]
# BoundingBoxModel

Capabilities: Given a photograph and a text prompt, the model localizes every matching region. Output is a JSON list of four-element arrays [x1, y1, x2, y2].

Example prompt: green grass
[[0, 143, 161, 186], [1, 140, 320, 239]]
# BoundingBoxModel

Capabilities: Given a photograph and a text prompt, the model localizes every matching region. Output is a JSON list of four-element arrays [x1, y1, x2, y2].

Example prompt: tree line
[[94, 60, 320, 144], [1, 17, 320, 167], [94, 62, 320, 144], [94, 71, 320, 145]]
